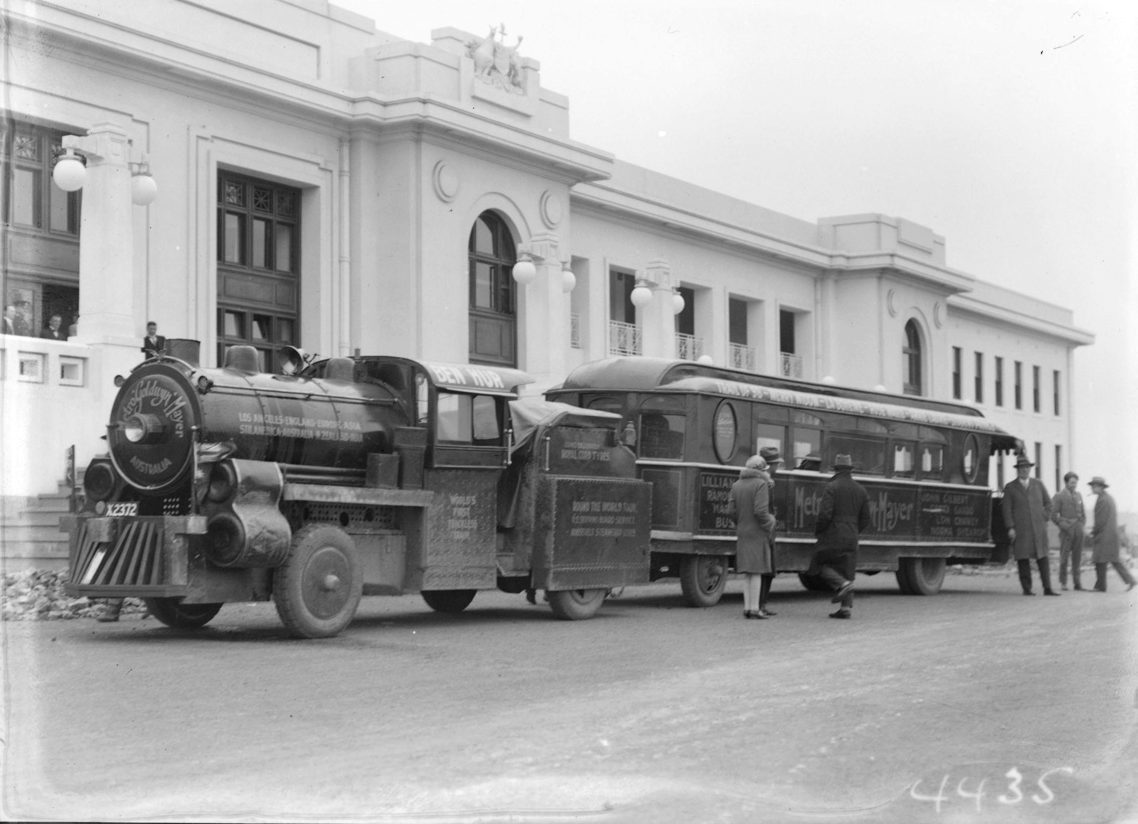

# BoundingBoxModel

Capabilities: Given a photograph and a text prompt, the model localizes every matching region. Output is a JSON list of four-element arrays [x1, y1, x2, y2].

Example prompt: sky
[[334, 0, 1137, 512]]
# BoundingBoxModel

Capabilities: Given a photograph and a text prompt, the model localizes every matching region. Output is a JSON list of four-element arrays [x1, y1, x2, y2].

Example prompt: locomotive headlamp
[[122, 413, 169, 444], [207, 462, 237, 503]]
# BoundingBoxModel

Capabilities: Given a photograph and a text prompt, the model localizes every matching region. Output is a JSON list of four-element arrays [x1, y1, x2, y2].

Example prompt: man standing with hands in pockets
[[1002, 455, 1057, 596]]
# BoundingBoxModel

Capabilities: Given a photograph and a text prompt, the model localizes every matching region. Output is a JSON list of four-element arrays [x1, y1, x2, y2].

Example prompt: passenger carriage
[[546, 357, 1021, 606]]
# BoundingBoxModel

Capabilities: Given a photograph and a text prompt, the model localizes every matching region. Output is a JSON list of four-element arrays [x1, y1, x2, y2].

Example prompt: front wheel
[[896, 557, 947, 595], [421, 589, 477, 613], [274, 524, 363, 638], [547, 588, 606, 620], [143, 598, 222, 629]]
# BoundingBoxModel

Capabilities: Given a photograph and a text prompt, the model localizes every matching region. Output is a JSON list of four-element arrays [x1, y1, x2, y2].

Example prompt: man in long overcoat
[[1001, 455, 1056, 596], [1050, 471, 1086, 590], [808, 454, 870, 619], [1088, 477, 1136, 592]]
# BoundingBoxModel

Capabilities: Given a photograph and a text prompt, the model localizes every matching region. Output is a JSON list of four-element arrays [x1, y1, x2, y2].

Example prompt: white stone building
[[0, 0, 1092, 564]]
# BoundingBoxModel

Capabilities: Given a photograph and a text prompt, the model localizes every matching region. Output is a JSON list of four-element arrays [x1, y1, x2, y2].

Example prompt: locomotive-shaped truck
[[63, 344, 651, 637]]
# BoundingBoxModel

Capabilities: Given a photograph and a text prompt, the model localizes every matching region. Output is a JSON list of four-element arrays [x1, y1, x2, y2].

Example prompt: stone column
[[64, 123, 138, 351], [517, 233, 568, 391], [639, 259, 677, 359]]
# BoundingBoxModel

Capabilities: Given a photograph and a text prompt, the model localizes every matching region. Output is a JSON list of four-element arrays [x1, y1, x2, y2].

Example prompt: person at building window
[[40, 313, 66, 340], [808, 454, 871, 619], [727, 454, 777, 620], [1087, 477, 1136, 593], [1001, 455, 1057, 596], [2, 305, 16, 335], [1050, 471, 1086, 590], [141, 321, 166, 359]]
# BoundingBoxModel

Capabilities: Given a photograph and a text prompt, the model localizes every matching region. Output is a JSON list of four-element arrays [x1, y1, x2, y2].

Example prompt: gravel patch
[[1, 568, 146, 621]]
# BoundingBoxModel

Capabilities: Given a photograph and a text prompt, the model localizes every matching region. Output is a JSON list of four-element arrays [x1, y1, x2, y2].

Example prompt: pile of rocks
[[1, 568, 145, 621]]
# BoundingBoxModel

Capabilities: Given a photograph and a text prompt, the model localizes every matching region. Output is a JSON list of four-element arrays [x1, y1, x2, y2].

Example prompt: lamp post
[[51, 123, 156, 356]]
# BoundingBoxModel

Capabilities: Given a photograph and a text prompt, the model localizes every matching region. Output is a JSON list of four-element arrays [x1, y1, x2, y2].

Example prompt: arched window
[[468, 211, 517, 367], [903, 319, 923, 396]]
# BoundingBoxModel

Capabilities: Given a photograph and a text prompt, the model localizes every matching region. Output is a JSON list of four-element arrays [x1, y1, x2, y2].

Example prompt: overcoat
[[1000, 478, 1051, 560], [808, 470, 870, 578], [1090, 490, 1121, 563], [726, 467, 776, 574]]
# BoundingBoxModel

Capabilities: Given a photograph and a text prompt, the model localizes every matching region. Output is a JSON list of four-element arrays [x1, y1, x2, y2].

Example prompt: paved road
[[4, 570, 1137, 823]]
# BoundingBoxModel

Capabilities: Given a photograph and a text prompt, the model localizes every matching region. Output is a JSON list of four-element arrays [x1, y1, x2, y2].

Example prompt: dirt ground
[[4, 570, 1137, 823]]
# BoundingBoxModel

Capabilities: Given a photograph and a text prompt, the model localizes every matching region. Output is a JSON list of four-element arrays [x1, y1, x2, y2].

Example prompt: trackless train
[[64, 346, 1020, 637], [63, 343, 650, 637]]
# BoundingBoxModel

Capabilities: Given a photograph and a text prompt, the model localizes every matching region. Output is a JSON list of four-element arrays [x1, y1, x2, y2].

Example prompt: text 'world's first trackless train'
[[64, 343, 1022, 637]]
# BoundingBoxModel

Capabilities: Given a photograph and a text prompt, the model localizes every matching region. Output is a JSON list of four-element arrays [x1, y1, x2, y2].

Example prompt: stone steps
[[0, 482, 75, 573]]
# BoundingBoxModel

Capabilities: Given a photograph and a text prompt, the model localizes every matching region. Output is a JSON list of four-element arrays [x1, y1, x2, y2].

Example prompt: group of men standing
[[1002, 455, 1134, 595]]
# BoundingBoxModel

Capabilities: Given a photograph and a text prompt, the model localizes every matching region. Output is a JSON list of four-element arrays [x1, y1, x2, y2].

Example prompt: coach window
[[917, 427, 947, 480], [790, 412, 823, 469], [961, 433, 980, 483], [468, 211, 518, 367], [639, 412, 685, 460], [754, 422, 786, 461], [828, 435, 886, 475]]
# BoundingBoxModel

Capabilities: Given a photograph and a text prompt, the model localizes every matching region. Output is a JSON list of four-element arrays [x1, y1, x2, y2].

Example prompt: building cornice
[[948, 294, 1095, 346]]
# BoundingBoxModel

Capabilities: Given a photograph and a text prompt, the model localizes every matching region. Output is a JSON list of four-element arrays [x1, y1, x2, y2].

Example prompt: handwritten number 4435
[[910, 767, 1074, 813]]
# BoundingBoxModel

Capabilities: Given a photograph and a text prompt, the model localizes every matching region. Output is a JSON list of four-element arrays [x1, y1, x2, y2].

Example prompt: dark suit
[[1001, 476, 1054, 594], [809, 469, 871, 609], [142, 335, 167, 358]]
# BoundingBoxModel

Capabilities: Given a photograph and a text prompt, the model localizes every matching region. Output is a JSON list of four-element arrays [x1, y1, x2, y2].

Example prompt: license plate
[[106, 502, 139, 517]]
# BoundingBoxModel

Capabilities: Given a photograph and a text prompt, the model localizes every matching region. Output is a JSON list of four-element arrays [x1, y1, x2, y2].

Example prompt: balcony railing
[[729, 343, 756, 372], [608, 320, 641, 356], [675, 333, 703, 361], [780, 352, 803, 378]]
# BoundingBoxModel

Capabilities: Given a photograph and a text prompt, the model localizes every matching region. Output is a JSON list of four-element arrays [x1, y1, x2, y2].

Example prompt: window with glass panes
[[467, 211, 517, 367], [2, 120, 81, 336], [216, 173, 300, 371]]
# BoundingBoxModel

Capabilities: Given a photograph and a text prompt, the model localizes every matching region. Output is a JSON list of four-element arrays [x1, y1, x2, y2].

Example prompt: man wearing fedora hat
[[808, 453, 870, 619], [1087, 476, 1135, 592], [1001, 455, 1057, 596]]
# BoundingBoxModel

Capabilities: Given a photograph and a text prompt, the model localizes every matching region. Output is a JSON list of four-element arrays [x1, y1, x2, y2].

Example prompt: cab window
[[437, 392, 501, 445]]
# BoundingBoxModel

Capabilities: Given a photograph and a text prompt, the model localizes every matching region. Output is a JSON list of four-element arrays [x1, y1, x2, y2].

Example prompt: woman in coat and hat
[[1000, 455, 1057, 596], [1087, 476, 1136, 592], [727, 454, 777, 619]]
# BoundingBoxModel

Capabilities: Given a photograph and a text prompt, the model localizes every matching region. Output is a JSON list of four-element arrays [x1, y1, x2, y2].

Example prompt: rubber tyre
[[143, 598, 222, 629], [798, 572, 831, 592], [421, 589, 477, 613], [896, 557, 947, 595], [274, 524, 362, 638], [547, 588, 606, 621], [679, 555, 728, 607]]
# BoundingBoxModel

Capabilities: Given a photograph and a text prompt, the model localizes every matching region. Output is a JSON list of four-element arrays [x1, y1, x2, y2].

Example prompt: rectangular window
[[1034, 442, 1042, 479], [952, 347, 962, 400], [753, 422, 786, 457], [729, 298, 747, 344], [1014, 361, 1023, 409], [223, 213, 244, 264], [779, 310, 795, 354], [827, 435, 885, 476], [1054, 445, 1062, 491], [994, 357, 1004, 406], [1032, 365, 1041, 412], [974, 352, 984, 403], [1053, 369, 1061, 416], [892, 442, 916, 476]]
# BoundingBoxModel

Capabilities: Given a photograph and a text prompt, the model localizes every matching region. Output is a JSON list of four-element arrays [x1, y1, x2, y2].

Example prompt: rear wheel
[[896, 557, 947, 595], [421, 589, 477, 613], [679, 555, 729, 607], [143, 598, 222, 629], [548, 588, 606, 620], [274, 524, 362, 638]]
